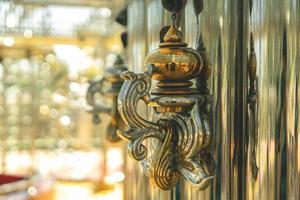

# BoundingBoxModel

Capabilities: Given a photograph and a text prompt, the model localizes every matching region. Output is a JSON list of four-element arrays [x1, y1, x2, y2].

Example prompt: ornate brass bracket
[[118, 65, 215, 190], [117, 3, 216, 188], [87, 55, 127, 142]]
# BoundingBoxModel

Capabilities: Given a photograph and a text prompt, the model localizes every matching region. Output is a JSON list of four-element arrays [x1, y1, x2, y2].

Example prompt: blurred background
[[0, 0, 126, 199]]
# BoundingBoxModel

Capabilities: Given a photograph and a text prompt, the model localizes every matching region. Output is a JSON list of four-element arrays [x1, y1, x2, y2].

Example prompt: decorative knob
[[145, 26, 202, 82]]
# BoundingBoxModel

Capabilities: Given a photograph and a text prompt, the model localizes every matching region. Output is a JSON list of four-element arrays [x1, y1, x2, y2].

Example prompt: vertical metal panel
[[125, 1, 150, 200], [296, 2, 300, 199], [127, 0, 147, 72], [246, 1, 300, 200], [183, 0, 247, 199], [206, 1, 243, 200], [285, 0, 299, 199], [249, 1, 274, 200], [146, 0, 163, 52]]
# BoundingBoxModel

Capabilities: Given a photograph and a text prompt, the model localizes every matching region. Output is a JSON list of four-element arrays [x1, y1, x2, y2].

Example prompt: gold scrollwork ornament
[[117, 24, 215, 190]]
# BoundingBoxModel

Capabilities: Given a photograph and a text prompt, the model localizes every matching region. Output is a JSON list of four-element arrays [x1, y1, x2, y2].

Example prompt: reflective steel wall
[[248, 1, 299, 200], [125, 0, 299, 199], [125, 1, 150, 200]]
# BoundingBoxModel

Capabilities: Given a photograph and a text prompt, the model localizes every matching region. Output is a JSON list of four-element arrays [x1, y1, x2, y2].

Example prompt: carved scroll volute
[[117, 66, 181, 190], [117, 66, 163, 159], [117, 72, 180, 190]]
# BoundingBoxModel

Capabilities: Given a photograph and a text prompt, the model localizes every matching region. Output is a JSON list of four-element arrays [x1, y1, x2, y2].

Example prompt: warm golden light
[[104, 172, 125, 184], [0, 1, 126, 199], [2, 37, 15, 47], [39, 105, 50, 115]]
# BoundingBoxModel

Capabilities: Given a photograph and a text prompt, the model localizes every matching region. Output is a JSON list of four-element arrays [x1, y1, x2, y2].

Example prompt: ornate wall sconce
[[87, 55, 127, 142], [117, 0, 215, 190]]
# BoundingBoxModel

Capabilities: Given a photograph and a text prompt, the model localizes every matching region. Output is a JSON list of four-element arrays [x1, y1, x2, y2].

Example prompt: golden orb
[[145, 26, 202, 81]]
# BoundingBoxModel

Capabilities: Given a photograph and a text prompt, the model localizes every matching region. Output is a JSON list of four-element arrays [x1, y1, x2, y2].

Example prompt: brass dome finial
[[163, 25, 183, 43]]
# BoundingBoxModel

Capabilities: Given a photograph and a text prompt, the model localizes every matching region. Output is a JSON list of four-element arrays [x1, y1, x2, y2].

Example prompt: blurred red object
[[0, 174, 29, 200], [0, 174, 54, 200], [0, 174, 27, 185]]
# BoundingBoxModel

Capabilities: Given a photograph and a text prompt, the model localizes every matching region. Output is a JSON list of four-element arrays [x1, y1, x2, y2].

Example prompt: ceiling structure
[[12, 0, 125, 8], [1, 0, 126, 36], [0, 0, 126, 55]]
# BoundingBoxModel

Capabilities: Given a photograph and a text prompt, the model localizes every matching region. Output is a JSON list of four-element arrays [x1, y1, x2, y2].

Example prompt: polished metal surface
[[124, 1, 150, 200], [185, 0, 245, 199], [124, 0, 299, 199], [247, 1, 299, 200]]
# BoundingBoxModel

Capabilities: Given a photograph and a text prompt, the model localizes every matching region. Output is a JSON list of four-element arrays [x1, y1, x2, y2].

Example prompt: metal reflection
[[124, 0, 299, 198], [87, 55, 127, 142], [247, 33, 259, 179]]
